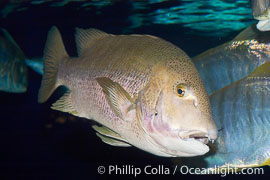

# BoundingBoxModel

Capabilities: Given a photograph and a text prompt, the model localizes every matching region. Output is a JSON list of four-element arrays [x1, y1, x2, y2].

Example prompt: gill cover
[[136, 86, 210, 157]]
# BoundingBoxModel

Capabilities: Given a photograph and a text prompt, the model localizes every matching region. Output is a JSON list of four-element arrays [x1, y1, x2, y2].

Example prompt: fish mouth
[[178, 130, 215, 145], [146, 130, 214, 157]]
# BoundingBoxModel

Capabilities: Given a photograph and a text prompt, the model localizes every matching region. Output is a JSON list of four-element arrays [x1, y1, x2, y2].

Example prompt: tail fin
[[38, 26, 69, 103]]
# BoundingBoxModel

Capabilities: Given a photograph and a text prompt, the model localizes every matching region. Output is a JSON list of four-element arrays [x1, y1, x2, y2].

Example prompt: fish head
[[137, 61, 217, 157]]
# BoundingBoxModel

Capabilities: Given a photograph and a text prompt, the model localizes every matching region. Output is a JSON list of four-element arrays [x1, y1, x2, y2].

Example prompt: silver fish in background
[[0, 28, 28, 93], [38, 26, 217, 157], [179, 61, 270, 169], [205, 61, 270, 169], [193, 23, 270, 95], [252, 0, 270, 31]]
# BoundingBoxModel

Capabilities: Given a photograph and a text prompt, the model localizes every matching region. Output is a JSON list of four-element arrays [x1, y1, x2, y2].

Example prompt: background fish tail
[[38, 26, 69, 103]]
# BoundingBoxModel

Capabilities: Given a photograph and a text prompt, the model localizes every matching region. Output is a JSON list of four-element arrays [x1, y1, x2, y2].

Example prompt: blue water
[[0, 1, 268, 179]]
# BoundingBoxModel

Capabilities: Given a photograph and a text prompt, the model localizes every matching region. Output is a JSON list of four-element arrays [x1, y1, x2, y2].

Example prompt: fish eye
[[176, 84, 186, 97]]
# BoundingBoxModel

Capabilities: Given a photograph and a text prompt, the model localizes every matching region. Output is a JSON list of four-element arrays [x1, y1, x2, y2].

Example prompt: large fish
[[38, 27, 217, 157], [177, 61, 270, 169], [0, 28, 28, 93], [193, 23, 270, 95]]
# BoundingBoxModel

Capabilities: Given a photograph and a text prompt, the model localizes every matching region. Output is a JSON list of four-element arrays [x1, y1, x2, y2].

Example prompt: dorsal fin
[[210, 61, 270, 97], [75, 28, 109, 56], [248, 61, 270, 78], [233, 23, 270, 41], [0, 28, 24, 57], [233, 24, 257, 41]]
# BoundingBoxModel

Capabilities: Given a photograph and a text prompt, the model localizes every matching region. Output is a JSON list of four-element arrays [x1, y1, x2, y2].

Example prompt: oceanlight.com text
[[97, 165, 264, 177], [176, 165, 264, 177]]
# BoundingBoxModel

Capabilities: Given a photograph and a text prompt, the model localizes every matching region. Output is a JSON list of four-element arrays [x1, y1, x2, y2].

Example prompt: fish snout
[[206, 115, 218, 141], [207, 127, 218, 141]]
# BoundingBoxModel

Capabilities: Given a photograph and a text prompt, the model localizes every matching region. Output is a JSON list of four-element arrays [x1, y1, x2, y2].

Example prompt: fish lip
[[178, 130, 215, 145], [152, 137, 210, 157], [190, 137, 209, 145], [145, 129, 211, 157]]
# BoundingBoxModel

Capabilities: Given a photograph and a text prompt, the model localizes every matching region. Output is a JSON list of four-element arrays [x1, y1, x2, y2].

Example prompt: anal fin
[[96, 133, 131, 147], [92, 125, 128, 142], [51, 91, 78, 115], [93, 125, 131, 147]]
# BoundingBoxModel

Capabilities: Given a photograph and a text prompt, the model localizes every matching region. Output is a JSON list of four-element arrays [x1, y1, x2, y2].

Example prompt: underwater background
[[0, 0, 269, 179]]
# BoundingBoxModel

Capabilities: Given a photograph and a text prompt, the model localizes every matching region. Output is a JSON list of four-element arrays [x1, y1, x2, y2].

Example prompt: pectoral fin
[[96, 133, 131, 147], [96, 77, 135, 121]]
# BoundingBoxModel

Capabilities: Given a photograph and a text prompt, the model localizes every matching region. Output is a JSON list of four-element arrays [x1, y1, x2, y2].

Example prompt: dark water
[[0, 0, 269, 179]]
